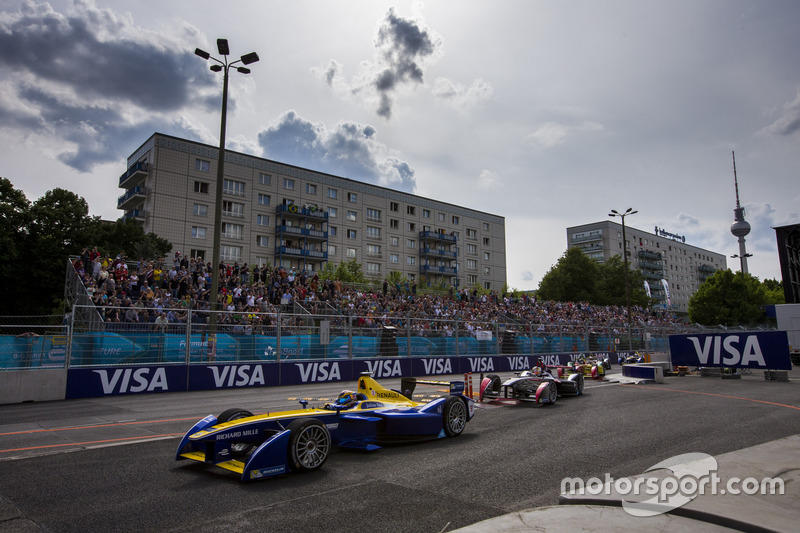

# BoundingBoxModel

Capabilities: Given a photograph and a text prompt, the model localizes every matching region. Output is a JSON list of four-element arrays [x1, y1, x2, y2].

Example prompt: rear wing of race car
[[398, 377, 465, 400], [357, 372, 465, 402]]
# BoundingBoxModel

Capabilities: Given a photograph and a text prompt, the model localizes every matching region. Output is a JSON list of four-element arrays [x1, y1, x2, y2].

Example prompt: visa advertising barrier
[[64, 351, 624, 399], [669, 331, 791, 370]]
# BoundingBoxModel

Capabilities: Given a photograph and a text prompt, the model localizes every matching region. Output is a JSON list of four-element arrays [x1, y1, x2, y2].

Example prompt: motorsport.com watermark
[[561, 453, 785, 517]]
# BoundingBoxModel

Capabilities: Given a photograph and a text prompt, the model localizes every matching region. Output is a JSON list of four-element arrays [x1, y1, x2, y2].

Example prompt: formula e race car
[[480, 363, 585, 405], [175, 373, 475, 482], [553, 356, 606, 380]]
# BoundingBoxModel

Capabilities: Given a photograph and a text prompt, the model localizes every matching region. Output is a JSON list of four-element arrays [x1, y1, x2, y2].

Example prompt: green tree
[[87, 218, 172, 259], [333, 259, 367, 283], [688, 270, 770, 326], [0, 178, 30, 303], [762, 278, 785, 305], [537, 247, 600, 302], [595, 255, 650, 307]]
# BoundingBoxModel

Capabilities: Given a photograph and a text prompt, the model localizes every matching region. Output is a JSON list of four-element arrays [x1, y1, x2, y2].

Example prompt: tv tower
[[730, 151, 752, 274]]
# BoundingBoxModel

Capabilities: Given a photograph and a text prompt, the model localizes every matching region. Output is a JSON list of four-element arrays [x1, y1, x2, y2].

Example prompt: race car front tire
[[217, 408, 255, 457], [544, 381, 558, 404], [287, 418, 331, 472], [442, 396, 468, 437]]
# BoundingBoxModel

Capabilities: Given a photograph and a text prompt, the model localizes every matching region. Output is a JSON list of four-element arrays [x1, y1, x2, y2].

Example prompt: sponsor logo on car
[[250, 465, 286, 479]]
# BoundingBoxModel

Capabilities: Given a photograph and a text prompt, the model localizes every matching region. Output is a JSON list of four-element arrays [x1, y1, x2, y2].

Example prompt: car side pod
[[175, 414, 217, 460], [534, 382, 552, 404]]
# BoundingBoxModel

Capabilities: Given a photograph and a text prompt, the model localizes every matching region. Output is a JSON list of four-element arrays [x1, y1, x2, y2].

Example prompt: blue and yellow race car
[[175, 373, 475, 482]]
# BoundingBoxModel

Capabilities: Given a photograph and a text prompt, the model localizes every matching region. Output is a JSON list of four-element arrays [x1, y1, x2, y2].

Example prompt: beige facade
[[567, 221, 727, 312], [118, 133, 507, 290]]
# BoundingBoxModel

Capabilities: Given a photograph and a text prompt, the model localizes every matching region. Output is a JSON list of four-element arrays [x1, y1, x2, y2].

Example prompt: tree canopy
[[688, 270, 782, 326], [537, 247, 649, 307], [0, 178, 172, 315]]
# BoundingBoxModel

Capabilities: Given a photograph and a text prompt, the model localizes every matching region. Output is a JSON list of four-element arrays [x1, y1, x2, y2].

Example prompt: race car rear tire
[[442, 396, 468, 437], [287, 418, 331, 472], [572, 374, 585, 395], [217, 408, 255, 457]]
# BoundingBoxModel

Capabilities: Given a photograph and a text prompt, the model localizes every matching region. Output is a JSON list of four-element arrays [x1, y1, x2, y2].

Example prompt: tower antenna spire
[[729, 150, 751, 274]]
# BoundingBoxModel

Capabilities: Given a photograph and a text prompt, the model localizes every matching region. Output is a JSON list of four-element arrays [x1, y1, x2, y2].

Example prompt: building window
[[257, 215, 270, 226], [484, 252, 490, 261], [223, 179, 245, 196], [195, 159, 210, 172], [191, 226, 207, 239], [407, 239, 416, 249], [306, 183, 317, 194], [390, 253, 399, 263], [408, 222, 416, 231], [467, 244, 477, 254], [257, 236, 269, 247], [328, 245, 336, 256], [328, 188, 338, 199], [329, 226, 337, 236], [407, 256, 416, 265], [390, 202, 399, 211], [328, 207, 337, 218], [390, 236, 399, 246], [220, 245, 242, 262], [193, 203, 208, 216], [452, 215, 459, 224], [347, 229, 357, 239], [258, 194, 271, 206], [438, 213, 445, 222], [484, 266, 491, 275], [222, 223, 243, 239], [422, 209, 430, 218], [367, 226, 381, 239], [466, 229, 477, 240], [468, 275, 477, 284], [346, 248, 356, 258], [366, 244, 381, 257], [194, 181, 209, 194], [347, 210, 357, 221], [258, 173, 271, 186], [366, 262, 380, 273], [366, 207, 381, 221], [467, 259, 477, 270], [282, 178, 294, 190], [222, 201, 244, 217], [407, 206, 415, 215], [484, 282, 491, 290], [483, 237, 490, 245], [483, 222, 490, 231], [348, 192, 357, 202], [190, 249, 206, 261], [390, 219, 399, 229]]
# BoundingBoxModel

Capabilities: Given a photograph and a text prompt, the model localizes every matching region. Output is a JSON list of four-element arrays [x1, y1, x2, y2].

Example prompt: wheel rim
[[295, 425, 330, 469], [577, 376, 584, 395], [448, 401, 467, 434], [548, 383, 557, 403]]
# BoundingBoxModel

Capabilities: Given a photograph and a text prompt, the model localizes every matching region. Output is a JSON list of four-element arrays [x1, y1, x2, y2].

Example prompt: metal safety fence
[[0, 304, 730, 370]]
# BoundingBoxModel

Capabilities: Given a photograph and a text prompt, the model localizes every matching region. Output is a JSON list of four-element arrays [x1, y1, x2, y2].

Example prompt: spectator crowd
[[72, 248, 682, 335]]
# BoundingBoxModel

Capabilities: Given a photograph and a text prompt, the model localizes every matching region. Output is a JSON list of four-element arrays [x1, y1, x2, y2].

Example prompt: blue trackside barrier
[[622, 364, 664, 383]]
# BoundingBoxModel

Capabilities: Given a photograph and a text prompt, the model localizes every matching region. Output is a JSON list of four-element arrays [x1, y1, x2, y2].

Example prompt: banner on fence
[[669, 331, 790, 370]]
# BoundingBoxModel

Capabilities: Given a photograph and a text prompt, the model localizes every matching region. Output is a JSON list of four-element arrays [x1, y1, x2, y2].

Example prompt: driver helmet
[[532, 365, 543, 376], [336, 390, 359, 407]]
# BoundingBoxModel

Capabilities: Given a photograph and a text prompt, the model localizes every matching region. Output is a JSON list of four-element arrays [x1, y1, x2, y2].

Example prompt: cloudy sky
[[1, 0, 798, 290]]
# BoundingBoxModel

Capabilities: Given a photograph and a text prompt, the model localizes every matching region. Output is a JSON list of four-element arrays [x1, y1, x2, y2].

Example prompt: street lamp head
[[217, 39, 230, 56], [209, 64, 223, 72], [194, 48, 210, 60], [610, 209, 619, 216], [240, 52, 260, 65], [236, 66, 251, 74]]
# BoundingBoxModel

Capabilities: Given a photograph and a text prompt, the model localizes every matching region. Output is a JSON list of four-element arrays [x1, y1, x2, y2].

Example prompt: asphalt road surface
[[1, 369, 799, 532]]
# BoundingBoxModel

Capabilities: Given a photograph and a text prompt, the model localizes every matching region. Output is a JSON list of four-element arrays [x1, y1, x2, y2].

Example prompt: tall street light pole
[[195, 40, 259, 335], [609, 208, 638, 351]]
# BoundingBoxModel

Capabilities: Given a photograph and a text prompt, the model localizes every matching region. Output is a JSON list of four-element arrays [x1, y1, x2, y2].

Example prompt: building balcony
[[117, 186, 146, 210], [122, 209, 145, 223], [420, 264, 458, 275], [420, 247, 458, 258], [274, 246, 328, 260], [274, 225, 328, 240], [639, 260, 663, 270], [118, 161, 148, 187], [276, 203, 328, 220], [419, 230, 457, 243], [638, 249, 662, 260], [571, 233, 602, 244], [642, 271, 663, 281]]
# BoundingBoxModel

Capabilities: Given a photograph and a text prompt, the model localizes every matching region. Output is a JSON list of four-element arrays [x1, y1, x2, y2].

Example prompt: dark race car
[[479, 362, 585, 405]]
